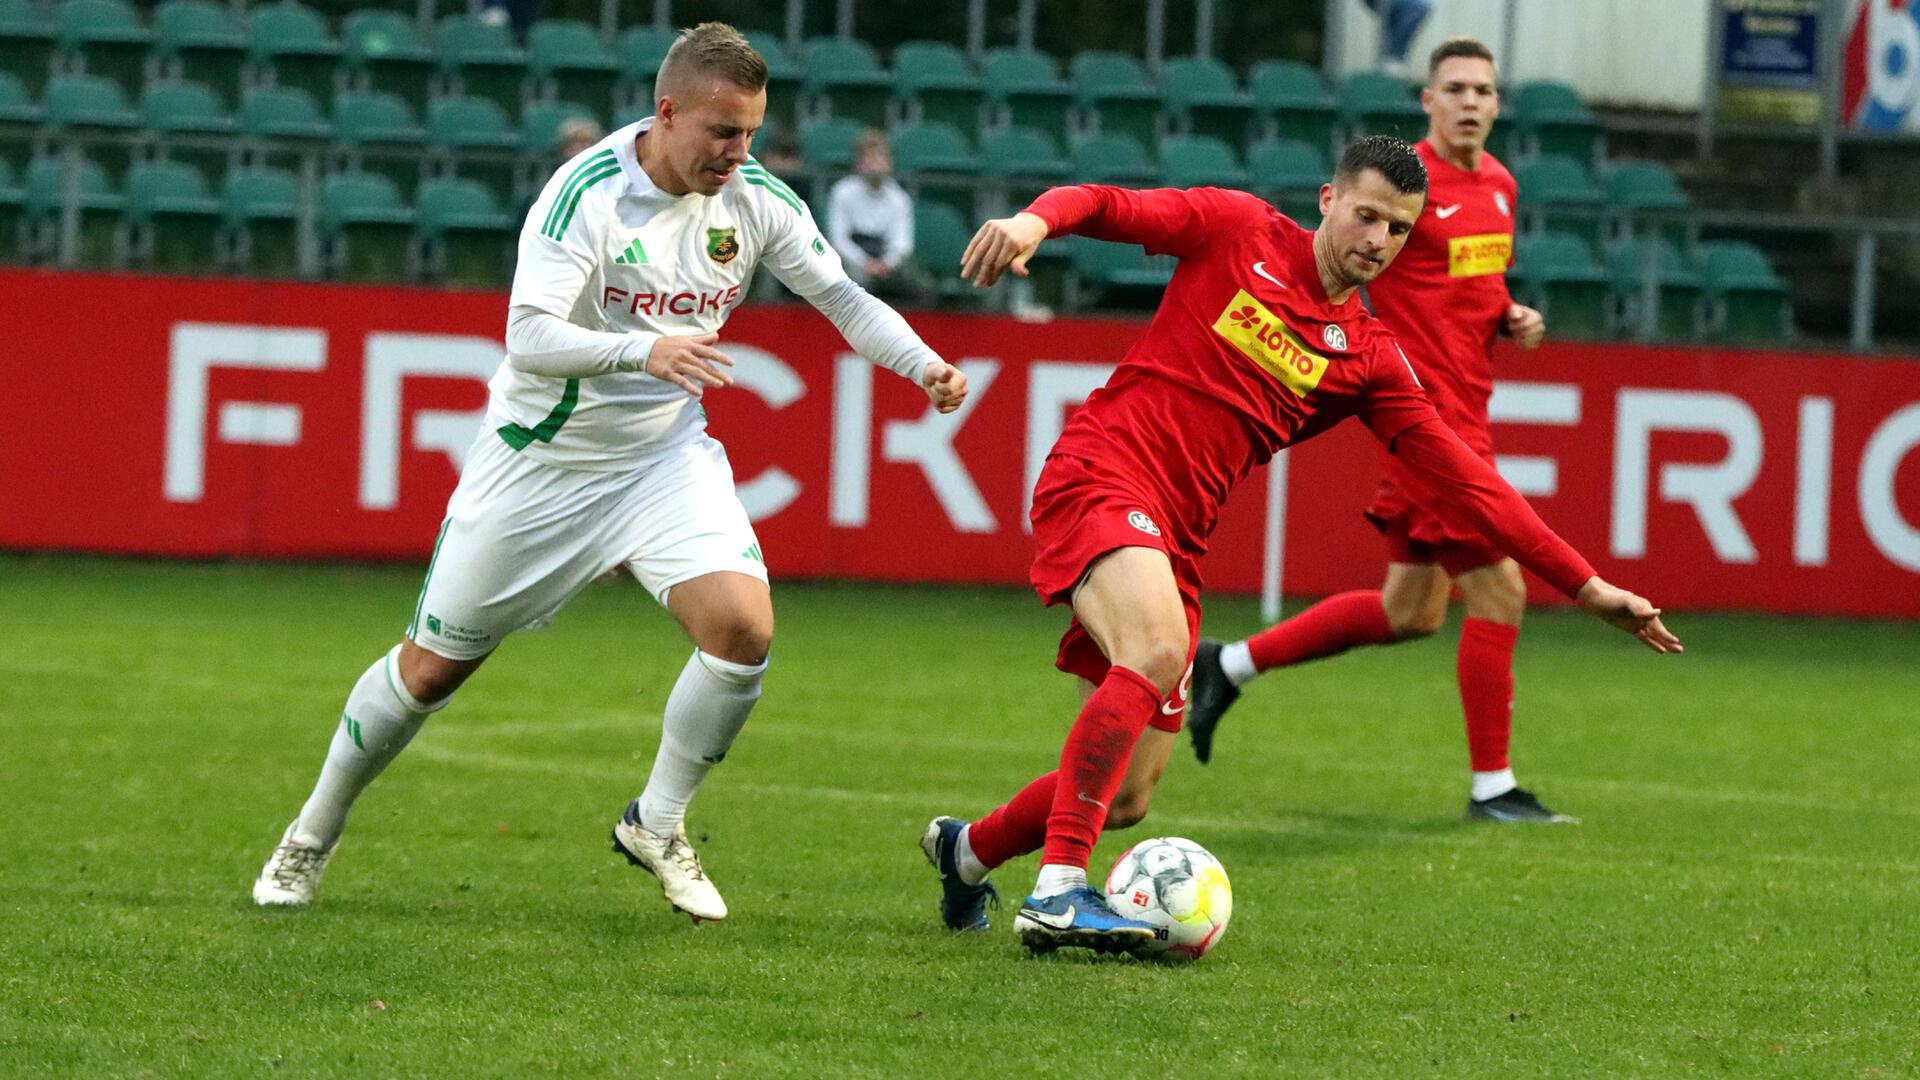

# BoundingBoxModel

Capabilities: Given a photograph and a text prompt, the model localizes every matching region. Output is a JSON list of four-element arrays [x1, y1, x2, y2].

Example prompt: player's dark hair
[[1428, 36, 1495, 80], [655, 22, 768, 103], [1333, 135, 1428, 196]]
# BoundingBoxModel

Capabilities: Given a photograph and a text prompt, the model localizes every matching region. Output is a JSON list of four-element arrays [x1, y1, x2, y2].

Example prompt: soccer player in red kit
[[917, 135, 1681, 955], [1186, 39, 1568, 823]]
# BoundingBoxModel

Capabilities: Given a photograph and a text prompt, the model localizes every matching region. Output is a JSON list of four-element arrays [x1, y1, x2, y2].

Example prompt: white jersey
[[493, 117, 848, 470]]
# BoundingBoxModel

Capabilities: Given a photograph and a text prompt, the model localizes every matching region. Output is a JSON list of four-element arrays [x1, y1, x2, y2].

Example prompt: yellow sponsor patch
[[1448, 232, 1512, 277], [1211, 289, 1330, 398]]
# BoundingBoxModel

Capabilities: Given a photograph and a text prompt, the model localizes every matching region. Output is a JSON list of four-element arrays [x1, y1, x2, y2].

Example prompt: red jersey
[[1024, 184, 1592, 597]]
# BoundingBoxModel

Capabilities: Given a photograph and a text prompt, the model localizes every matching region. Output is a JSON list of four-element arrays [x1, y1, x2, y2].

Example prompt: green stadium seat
[[152, 0, 247, 105], [1069, 236, 1174, 308], [1510, 231, 1610, 338], [123, 158, 219, 271], [978, 124, 1068, 213], [239, 83, 331, 140], [44, 72, 139, 171], [913, 201, 973, 301], [341, 10, 435, 113], [618, 26, 678, 111], [24, 153, 122, 265], [1158, 133, 1248, 188], [798, 116, 863, 172], [1697, 239, 1792, 342], [322, 170, 414, 281], [1607, 234, 1702, 340], [1248, 59, 1339, 154], [435, 14, 525, 115], [417, 175, 514, 286], [248, 2, 342, 108], [741, 30, 802, 128], [1510, 80, 1603, 164], [0, 156, 24, 261], [1160, 55, 1254, 146], [1070, 131, 1155, 185], [1068, 50, 1159, 145], [527, 19, 618, 115], [1513, 153, 1605, 245], [220, 164, 298, 275], [55, 0, 151, 98], [890, 119, 977, 218], [140, 78, 234, 134], [427, 94, 517, 201], [981, 47, 1072, 143], [800, 36, 891, 127], [1603, 159, 1693, 245], [891, 40, 980, 133], [1338, 71, 1424, 141], [0, 0, 57, 96], [334, 89, 426, 194], [1248, 137, 1326, 222], [0, 71, 44, 169]]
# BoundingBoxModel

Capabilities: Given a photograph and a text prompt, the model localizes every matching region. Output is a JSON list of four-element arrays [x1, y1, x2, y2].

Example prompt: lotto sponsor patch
[[1210, 289, 1331, 398], [1447, 232, 1512, 277]]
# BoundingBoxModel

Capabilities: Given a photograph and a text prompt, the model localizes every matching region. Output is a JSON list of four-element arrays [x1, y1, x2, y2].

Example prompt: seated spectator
[[557, 117, 604, 162], [756, 130, 805, 177], [826, 130, 932, 304]]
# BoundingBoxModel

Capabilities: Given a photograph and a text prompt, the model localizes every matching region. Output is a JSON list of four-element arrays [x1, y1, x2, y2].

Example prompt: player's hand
[[646, 333, 734, 397], [1506, 303, 1546, 349], [960, 212, 1049, 288], [921, 360, 968, 414], [1576, 577, 1683, 654]]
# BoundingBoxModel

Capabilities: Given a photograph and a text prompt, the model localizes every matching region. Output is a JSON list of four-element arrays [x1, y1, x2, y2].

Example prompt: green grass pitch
[[2, 553, 1916, 1077]]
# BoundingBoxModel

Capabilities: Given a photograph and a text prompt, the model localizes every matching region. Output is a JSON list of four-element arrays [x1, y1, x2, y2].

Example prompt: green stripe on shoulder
[[741, 161, 804, 212], [740, 171, 802, 214], [542, 151, 620, 239]]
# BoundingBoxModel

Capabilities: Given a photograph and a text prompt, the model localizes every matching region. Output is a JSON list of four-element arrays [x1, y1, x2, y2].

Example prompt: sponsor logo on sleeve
[[1447, 233, 1513, 278], [1211, 289, 1332, 398]]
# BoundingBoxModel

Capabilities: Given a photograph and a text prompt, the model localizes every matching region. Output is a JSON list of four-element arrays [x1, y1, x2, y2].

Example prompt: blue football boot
[[1013, 886, 1158, 955], [920, 816, 998, 931]]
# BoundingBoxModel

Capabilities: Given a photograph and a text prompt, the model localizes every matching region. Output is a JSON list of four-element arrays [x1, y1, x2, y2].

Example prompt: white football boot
[[252, 821, 337, 906], [611, 819, 728, 923]]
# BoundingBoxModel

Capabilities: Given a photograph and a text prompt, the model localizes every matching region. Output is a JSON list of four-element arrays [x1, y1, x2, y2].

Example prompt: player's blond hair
[[654, 22, 768, 104]]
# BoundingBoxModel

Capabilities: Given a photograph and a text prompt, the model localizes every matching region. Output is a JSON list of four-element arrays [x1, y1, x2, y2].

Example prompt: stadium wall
[[3, 268, 1918, 618]]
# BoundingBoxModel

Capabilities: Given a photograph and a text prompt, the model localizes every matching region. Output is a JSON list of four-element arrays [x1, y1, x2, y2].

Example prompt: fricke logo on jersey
[[1447, 233, 1512, 278], [1322, 324, 1348, 351], [706, 227, 739, 264], [1211, 289, 1332, 398], [1127, 510, 1162, 537]]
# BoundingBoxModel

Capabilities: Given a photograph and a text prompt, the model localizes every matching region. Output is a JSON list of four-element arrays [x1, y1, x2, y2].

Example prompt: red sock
[[1041, 666, 1161, 870], [966, 771, 1056, 870], [1458, 617, 1519, 772], [1246, 590, 1395, 672]]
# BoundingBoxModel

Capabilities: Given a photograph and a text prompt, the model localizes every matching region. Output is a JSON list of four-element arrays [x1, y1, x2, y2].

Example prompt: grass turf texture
[[2, 553, 1915, 1077]]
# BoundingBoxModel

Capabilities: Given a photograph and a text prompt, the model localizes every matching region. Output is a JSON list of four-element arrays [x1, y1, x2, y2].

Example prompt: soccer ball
[[1103, 836, 1232, 960]]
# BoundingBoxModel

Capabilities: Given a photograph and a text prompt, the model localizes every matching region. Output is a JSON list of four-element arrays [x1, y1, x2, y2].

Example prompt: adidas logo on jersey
[[613, 237, 649, 265]]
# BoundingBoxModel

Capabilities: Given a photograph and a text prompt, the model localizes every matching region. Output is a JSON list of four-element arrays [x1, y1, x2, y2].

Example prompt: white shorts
[[405, 431, 767, 660]]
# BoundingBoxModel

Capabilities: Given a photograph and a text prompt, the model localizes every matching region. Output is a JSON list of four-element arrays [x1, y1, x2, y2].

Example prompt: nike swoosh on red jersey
[[1434, 204, 1462, 218], [1251, 261, 1289, 289]]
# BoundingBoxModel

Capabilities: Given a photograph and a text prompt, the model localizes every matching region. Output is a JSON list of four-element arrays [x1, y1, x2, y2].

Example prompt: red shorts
[[1366, 458, 1504, 577], [1030, 456, 1201, 733]]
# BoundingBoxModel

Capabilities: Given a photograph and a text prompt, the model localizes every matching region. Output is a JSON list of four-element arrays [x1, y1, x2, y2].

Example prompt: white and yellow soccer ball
[[1103, 836, 1232, 960]]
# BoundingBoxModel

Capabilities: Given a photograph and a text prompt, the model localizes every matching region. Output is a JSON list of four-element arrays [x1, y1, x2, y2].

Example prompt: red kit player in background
[[919, 134, 1682, 956], [1186, 38, 1573, 823]]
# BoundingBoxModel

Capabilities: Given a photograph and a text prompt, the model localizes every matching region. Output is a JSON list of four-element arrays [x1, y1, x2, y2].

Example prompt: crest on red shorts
[[1127, 510, 1162, 537]]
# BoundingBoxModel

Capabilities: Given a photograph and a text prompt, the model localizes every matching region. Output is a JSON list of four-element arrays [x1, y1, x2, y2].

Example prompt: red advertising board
[[3, 268, 1918, 617]]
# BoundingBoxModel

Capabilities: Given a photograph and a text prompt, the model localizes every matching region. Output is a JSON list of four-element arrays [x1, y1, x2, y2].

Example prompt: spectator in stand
[[557, 117, 605, 162], [1365, 0, 1434, 80], [826, 130, 931, 304], [757, 129, 805, 176]]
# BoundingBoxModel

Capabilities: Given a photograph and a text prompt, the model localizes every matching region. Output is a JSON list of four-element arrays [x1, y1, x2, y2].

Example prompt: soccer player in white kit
[[252, 23, 968, 921]]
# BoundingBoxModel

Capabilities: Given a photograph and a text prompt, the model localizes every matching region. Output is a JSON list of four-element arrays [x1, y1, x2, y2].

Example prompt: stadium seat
[[0, 0, 57, 96], [333, 89, 427, 195], [416, 175, 514, 286], [1069, 235, 1174, 308], [1160, 55, 1254, 146], [151, 0, 248, 106], [321, 170, 414, 281], [0, 156, 23, 262], [1248, 59, 1339, 155], [426, 94, 517, 201], [891, 40, 980, 133], [0, 70, 45, 170], [1158, 134, 1249, 188], [798, 116, 863, 172], [23, 153, 122, 265], [980, 48, 1072, 143], [55, 0, 151, 99], [247, 2, 343, 108], [44, 72, 140, 173], [527, 19, 618, 114], [1068, 50, 1160, 145], [913, 201, 973, 301], [1513, 153, 1606, 245], [341, 10, 435, 113], [978, 124, 1069, 213], [1070, 131, 1156, 185], [890, 119, 977, 218], [1697, 239, 1792, 342], [800, 36, 891, 127], [520, 98, 600, 157], [239, 83, 331, 140], [1607, 234, 1702, 340], [1246, 137, 1326, 220], [220, 164, 298, 275], [1510, 231, 1610, 338], [435, 14, 525, 115], [1603, 159, 1693, 245], [122, 158, 219, 271], [139, 78, 234, 180], [1337, 71, 1424, 141], [741, 30, 802, 128], [1510, 80, 1604, 164], [618, 25, 678, 111]]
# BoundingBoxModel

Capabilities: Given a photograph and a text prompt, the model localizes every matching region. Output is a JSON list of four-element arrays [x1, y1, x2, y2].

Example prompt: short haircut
[[1428, 36, 1495, 80], [654, 22, 768, 104], [1334, 134, 1428, 195], [853, 129, 889, 158]]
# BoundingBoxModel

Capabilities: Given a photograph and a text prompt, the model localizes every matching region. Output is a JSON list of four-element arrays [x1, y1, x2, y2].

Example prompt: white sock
[[1218, 640, 1259, 687], [1472, 768, 1518, 802], [1033, 863, 1089, 899], [955, 823, 989, 886], [295, 646, 447, 848], [634, 650, 765, 836]]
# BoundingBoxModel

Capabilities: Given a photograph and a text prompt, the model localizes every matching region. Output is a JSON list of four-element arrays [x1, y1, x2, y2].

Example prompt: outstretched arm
[[960, 185, 1264, 287], [1389, 417, 1682, 653], [800, 280, 968, 413]]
